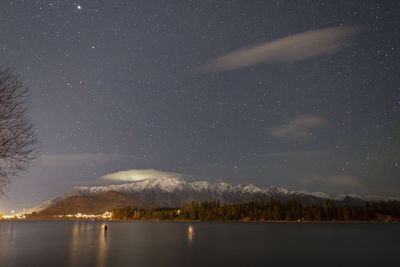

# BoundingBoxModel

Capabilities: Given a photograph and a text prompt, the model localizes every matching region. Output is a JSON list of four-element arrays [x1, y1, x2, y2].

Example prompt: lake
[[0, 221, 399, 266]]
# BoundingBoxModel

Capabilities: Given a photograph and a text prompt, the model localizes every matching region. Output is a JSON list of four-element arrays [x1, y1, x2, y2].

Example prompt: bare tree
[[0, 66, 38, 194]]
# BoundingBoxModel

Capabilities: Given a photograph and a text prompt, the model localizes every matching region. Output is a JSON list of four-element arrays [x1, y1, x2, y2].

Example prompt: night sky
[[1, 0, 399, 213]]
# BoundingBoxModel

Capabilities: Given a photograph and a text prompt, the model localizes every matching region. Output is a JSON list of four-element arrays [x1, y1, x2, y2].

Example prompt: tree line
[[112, 198, 400, 222]]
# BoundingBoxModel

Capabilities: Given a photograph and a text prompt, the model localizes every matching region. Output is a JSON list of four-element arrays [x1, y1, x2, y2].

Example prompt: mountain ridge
[[27, 177, 393, 213]]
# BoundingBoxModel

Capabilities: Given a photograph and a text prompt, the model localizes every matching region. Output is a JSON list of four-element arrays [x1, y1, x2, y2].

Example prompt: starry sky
[[1, 0, 400, 213]]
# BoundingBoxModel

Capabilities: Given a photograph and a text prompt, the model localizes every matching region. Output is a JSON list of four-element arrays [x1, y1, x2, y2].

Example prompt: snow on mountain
[[75, 177, 186, 194], [243, 184, 263, 194], [265, 186, 290, 198], [74, 177, 288, 197], [28, 177, 352, 213], [189, 181, 210, 192]]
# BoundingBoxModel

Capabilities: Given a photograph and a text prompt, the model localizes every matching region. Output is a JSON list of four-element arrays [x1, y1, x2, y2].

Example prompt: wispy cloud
[[41, 153, 136, 167], [303, 175, 361, 187], [269, 115, 326, 139], [101, 169, 183, 182], [200, 26, 359, 72]]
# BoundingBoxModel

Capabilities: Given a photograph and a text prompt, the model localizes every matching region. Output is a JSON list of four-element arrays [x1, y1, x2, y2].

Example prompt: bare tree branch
[[0, 66, 38, 195]]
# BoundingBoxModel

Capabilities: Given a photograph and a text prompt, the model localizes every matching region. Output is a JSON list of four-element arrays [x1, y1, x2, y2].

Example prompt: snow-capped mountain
[[74, 177, 286, 199], [29, 178, 327, 213], [29, 177, 384, 213]]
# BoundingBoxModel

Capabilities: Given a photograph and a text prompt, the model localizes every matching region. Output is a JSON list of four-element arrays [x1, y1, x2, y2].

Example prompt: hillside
[[37, 191, 155, 215]]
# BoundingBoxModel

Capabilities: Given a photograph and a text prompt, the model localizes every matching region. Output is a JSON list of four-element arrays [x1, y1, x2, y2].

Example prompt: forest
[[112, 198, 400, 222]]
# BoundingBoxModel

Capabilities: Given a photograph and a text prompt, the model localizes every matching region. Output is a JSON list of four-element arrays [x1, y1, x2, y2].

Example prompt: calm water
[[0, 221, 399, 267]]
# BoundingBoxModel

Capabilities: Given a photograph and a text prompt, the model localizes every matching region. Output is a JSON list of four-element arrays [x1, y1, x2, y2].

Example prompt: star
[[1, 0, 400, 216]]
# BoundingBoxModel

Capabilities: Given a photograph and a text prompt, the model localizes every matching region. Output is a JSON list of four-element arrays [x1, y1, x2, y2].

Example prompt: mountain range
[[27, 177, 381, 215]]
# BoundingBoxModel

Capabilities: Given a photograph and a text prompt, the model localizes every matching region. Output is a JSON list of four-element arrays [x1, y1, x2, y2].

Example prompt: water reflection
[[187, 225, 194, 243], [0, 223, 16, 263], [97, 224, 108, 267], [69, 222, 80, 267], [69, 222, 108, 267], [1, 221, 399, 266]]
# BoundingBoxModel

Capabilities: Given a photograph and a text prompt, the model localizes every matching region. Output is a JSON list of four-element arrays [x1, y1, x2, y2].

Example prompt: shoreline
[[1, 218, 399, 223]]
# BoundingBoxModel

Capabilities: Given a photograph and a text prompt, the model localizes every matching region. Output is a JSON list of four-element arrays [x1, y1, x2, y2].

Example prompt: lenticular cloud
[[101, 169, 183, 182]]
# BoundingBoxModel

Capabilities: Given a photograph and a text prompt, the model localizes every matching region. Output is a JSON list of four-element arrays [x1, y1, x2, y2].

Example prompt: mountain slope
[[24, 188, 81, 215], [38, 191, 155, 215]]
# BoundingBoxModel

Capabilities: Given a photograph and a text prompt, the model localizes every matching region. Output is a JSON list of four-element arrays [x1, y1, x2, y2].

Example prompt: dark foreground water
[[0, 221, 399, 267]]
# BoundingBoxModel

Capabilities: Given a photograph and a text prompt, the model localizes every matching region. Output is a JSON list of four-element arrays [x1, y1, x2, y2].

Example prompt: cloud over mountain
[[101, 169, 183, 182]]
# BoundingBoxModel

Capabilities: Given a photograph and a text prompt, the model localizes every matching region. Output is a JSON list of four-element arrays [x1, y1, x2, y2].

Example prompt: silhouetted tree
[[0, 66, 37, 194], [111, 198, 400, 222]]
